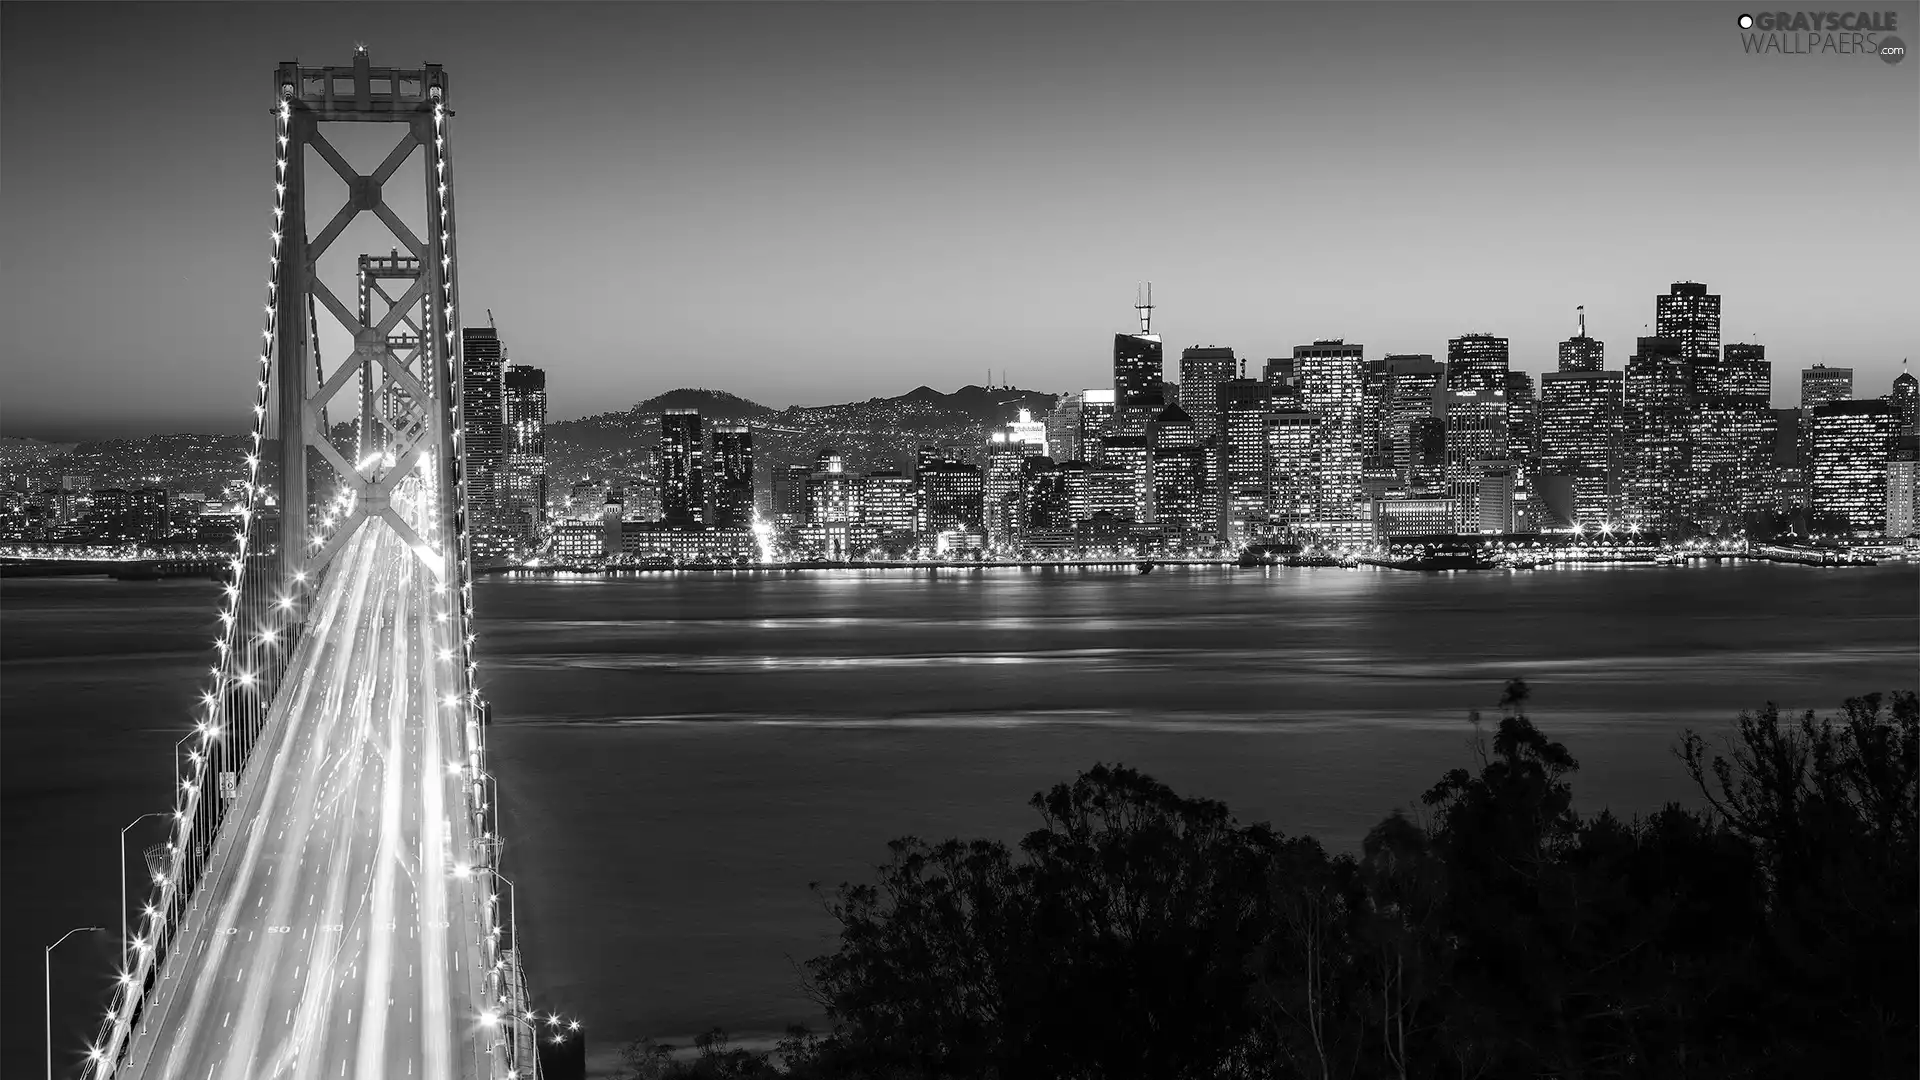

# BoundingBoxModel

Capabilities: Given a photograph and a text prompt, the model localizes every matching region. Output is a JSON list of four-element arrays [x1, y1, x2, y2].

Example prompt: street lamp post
[[121, 813, 170, 964], [46, 926, 104, 1080]]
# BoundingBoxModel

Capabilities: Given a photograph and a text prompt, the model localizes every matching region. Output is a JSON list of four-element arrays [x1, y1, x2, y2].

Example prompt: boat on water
[[1387, 553, 1496, 571], [1137, 561, 1155, 575]]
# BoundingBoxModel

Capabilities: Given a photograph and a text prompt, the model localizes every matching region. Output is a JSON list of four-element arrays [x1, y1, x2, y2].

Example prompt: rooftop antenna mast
[[1577, 305, 1585, 337], [488, 308, 496, 330], [1136, 282, 1154, 336]]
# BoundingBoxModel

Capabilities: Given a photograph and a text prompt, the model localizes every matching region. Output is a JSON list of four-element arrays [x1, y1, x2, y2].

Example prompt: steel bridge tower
[[80, 52, 533, 1080]]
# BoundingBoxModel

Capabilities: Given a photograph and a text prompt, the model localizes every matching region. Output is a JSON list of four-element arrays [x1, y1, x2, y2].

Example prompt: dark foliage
[[623, 685, 1918, 1080]]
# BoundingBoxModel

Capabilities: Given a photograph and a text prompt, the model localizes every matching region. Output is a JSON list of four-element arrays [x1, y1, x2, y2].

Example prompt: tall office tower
[[984, 432, 1039, 539], [1017, 458, 1071, 534], [1101, 434, 1153, 523], [1689, 343, 1772, 530], [1505, 369, 1538, 496], [1891, 365, 1918, 435], [1045, 392, 1084, 464], [1150, 404, 1211, 540], [1477, 461, 1516, 533], [1408, 416, 1448, 491], [659, 409, 706, 528], [1810, 400, 1897, 536], [1295, 341, 1366, 533], [861, 471, 916, 536], [914, 455, 984, 534], [1443, 334, 1510, 532], [1361, 356, 1394, 462], [779, 463, 812, 527], [501, 364, 549, 547], [1221, 379, 1271, 544], [710, 424, 756, 529], [1086, 464, 1136, 524], [1177, 347, 1238, 443], [1888, 435, 1918, 539], [1056, 460, 1090, 524], [1006, 408, 1050, 457], [1621, 337, 1691, 534], [1558, 307, 1604, 373], [809, 448, 862, 525], [1079, 388, 1118, 462], [1384, 354, 1443, 484], [1538, 369, 1626, 528], [1262, 357, 1301, 407], [1264, 411, 1320, 530], [1656, 282, 1722, 373], [1801, 364, 1854, 410], [1113, 285, 1165, 412], [460, 326, 507, 542]]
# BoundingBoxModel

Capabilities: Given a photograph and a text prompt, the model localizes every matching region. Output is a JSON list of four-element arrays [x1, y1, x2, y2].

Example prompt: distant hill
[[546, 384, 1062, 490]]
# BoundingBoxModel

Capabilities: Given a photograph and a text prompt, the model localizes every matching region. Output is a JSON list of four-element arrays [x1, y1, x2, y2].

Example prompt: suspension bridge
[[71, 52, 542, 1080]]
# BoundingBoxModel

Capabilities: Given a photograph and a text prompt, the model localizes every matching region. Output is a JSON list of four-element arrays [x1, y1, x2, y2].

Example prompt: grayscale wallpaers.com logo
[[1737, 11, 1905, 62]]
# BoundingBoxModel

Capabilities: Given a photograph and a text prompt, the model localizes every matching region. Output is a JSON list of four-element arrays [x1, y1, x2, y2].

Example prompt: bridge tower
[[82, 52, 519, 1080]]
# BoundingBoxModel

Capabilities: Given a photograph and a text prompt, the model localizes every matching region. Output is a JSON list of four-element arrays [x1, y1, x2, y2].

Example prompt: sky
[[2, 1, 1916, 440]]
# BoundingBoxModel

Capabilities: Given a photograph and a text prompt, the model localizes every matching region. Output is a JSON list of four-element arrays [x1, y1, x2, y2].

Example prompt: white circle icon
[[1738, 13, 1754, 28]]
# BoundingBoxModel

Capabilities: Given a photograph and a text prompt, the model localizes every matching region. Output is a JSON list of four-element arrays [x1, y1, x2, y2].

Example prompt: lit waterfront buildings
[[1442, 334, 1509, 532], [1801, 364, 1855, 411], [502, 364, 548, 548], [1891, 365, 1917, 435], [659, 409, 705, 528], [1810, 400, 1898, 537]]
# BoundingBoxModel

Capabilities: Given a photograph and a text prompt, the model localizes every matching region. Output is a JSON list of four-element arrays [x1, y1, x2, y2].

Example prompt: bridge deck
[[118, 517, 495, 1080]]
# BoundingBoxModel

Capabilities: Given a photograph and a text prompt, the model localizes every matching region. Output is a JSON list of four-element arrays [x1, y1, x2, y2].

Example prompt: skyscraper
[[1688, 343, 1771, 530], [1558, 307, 1604, 373], [1888, 435, 1918, 540], [1150, 404, 1211, 540], [710, 424, 755, 529], [1505, 369, 1538, 523], [1656, 282, 1721, 371], [660, 409, 705, 528], [1113, 286, 1165, 413], [1810, 400, 1897, 536], [1538, 369, 1625, 528], [914, 454, 984, 535], [1178, 347, 1238, 444], [1295, 340, 1367, 536], [1079, 388, 1117, 463], [1443, 334, 1509, 532], [460, 326, 506, 545], [1044, 392, 1084, 465], [1893, 365, 1919, 436], [1384, 354, 1443, 486], [501, 364, 548, 547], [1264, 411, 1319, 530], [1220, 378, 1270, 544], [1621, 337, 1690, 534], [1800, 364, 1854, 410]]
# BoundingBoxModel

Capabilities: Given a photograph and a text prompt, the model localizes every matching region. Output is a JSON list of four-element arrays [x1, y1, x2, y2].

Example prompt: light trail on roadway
[[116, 514, 497, 1080]]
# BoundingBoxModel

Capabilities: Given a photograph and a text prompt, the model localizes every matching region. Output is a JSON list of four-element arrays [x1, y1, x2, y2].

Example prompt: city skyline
[[4, 2, 1917, 440]]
